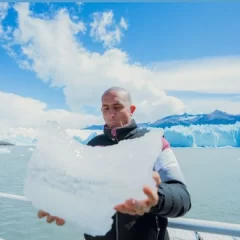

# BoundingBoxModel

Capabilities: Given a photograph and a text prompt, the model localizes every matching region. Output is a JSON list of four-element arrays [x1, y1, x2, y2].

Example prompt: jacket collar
[[103, 119, 138, 142]]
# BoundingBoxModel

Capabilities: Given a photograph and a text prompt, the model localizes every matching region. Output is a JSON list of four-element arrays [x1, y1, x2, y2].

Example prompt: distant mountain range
[[0, 141, 14, 146], [83, 110, 240, 130]]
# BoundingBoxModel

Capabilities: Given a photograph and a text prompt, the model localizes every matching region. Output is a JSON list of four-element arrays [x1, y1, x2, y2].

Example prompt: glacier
[[1, 123, 240, 147], [0, 128, 102, 146], [163, 123, 240, 147], [24, 122, 162, 236]]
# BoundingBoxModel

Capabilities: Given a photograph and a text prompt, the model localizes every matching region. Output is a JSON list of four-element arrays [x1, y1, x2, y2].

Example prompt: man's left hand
[[114, 172, 161, 216]]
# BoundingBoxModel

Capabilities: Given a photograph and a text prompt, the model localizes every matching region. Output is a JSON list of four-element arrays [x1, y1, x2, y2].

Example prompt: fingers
[[143, 186, 158, 206], [126, 199, 145, 216], [114, 200, 137, 215], [152, 172, 161, 186], [47, 215, 56, 223], [37, 210, 65, 226], [133, 201, 147, 216], [114, 199, 138, 215], [38, 210, 49, 218], [38, 210, 53, 223], [114, 199, 148, 216], [56, 218, 65, 226], [114, 203, 137, 215]]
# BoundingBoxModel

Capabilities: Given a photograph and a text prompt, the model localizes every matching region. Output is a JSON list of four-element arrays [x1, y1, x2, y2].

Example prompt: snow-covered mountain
[[152, 110, 240, 128], [83, 110, 240, 130]]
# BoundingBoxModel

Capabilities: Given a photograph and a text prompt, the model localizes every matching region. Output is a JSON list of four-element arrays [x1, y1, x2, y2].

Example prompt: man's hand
[[38, 210, 65, 226], [114, 172, 161, 216]]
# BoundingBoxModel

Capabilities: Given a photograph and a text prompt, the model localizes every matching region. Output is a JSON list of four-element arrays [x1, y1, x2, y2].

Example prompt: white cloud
[[0, 3, 8, 21], [0, 3, 239, 127], [150, 56, 240, 94], [184, 98, 240, 115], [120, 17, 128, 30], [90, 10, 127, 48], [0, 2, 9, 34], [0, 90, 238, 131], [0, 3, 186, 123], [0, 91, 102, 128]]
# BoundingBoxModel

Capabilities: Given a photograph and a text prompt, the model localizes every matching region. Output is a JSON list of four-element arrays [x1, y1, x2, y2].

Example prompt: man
[[38, 87, 191, 240]]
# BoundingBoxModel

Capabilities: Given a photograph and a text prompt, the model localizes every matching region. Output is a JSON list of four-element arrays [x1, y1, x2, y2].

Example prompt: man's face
[[101, 90, 136, 128]]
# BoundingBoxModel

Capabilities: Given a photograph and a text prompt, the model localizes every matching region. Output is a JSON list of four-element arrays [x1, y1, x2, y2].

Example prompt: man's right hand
[[38, 210, 65, 226]]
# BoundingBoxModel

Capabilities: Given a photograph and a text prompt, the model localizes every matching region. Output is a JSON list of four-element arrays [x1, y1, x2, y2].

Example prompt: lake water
[[0, 146, 239, 240]]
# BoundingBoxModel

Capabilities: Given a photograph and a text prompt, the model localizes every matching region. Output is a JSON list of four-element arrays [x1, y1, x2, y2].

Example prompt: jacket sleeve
[[149, 139, 191, 218]]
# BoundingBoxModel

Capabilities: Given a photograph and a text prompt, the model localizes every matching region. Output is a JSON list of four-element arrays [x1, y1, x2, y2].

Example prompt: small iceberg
[[0, 148, 11, 154], [28, 147, 35, 152]]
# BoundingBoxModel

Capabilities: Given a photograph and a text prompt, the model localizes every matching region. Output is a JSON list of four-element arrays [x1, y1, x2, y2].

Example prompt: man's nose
[[109, 109, 116, 117]]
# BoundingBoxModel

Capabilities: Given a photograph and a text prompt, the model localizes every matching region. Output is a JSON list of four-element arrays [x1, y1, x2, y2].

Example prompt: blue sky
[[0, 2, 240, 128]]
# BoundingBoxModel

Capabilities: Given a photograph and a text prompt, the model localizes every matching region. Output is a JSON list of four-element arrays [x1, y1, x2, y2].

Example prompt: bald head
[[101, 87, 136, 128], [101, 87, 132, 106]]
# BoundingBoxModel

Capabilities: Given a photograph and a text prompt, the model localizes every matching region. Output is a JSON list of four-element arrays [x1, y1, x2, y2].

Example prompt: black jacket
[[84, 119, 191, 240]]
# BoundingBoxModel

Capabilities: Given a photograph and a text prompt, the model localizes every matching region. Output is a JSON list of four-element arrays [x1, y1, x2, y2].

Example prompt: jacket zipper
[[116, 212, 119, 240], [156, 216, 160, 240], [111, 129, 119, 143], [111, 128, 119, 240]]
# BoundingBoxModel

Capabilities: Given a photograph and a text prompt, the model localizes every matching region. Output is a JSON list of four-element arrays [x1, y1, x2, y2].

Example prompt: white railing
[[0, 192, 240, 239], [168, 218, 240, 238], [0, 192, 28, 201]]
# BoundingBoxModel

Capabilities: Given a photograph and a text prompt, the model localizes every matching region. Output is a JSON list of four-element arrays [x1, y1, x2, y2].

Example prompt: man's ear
[[130, 105, 136, 115]]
